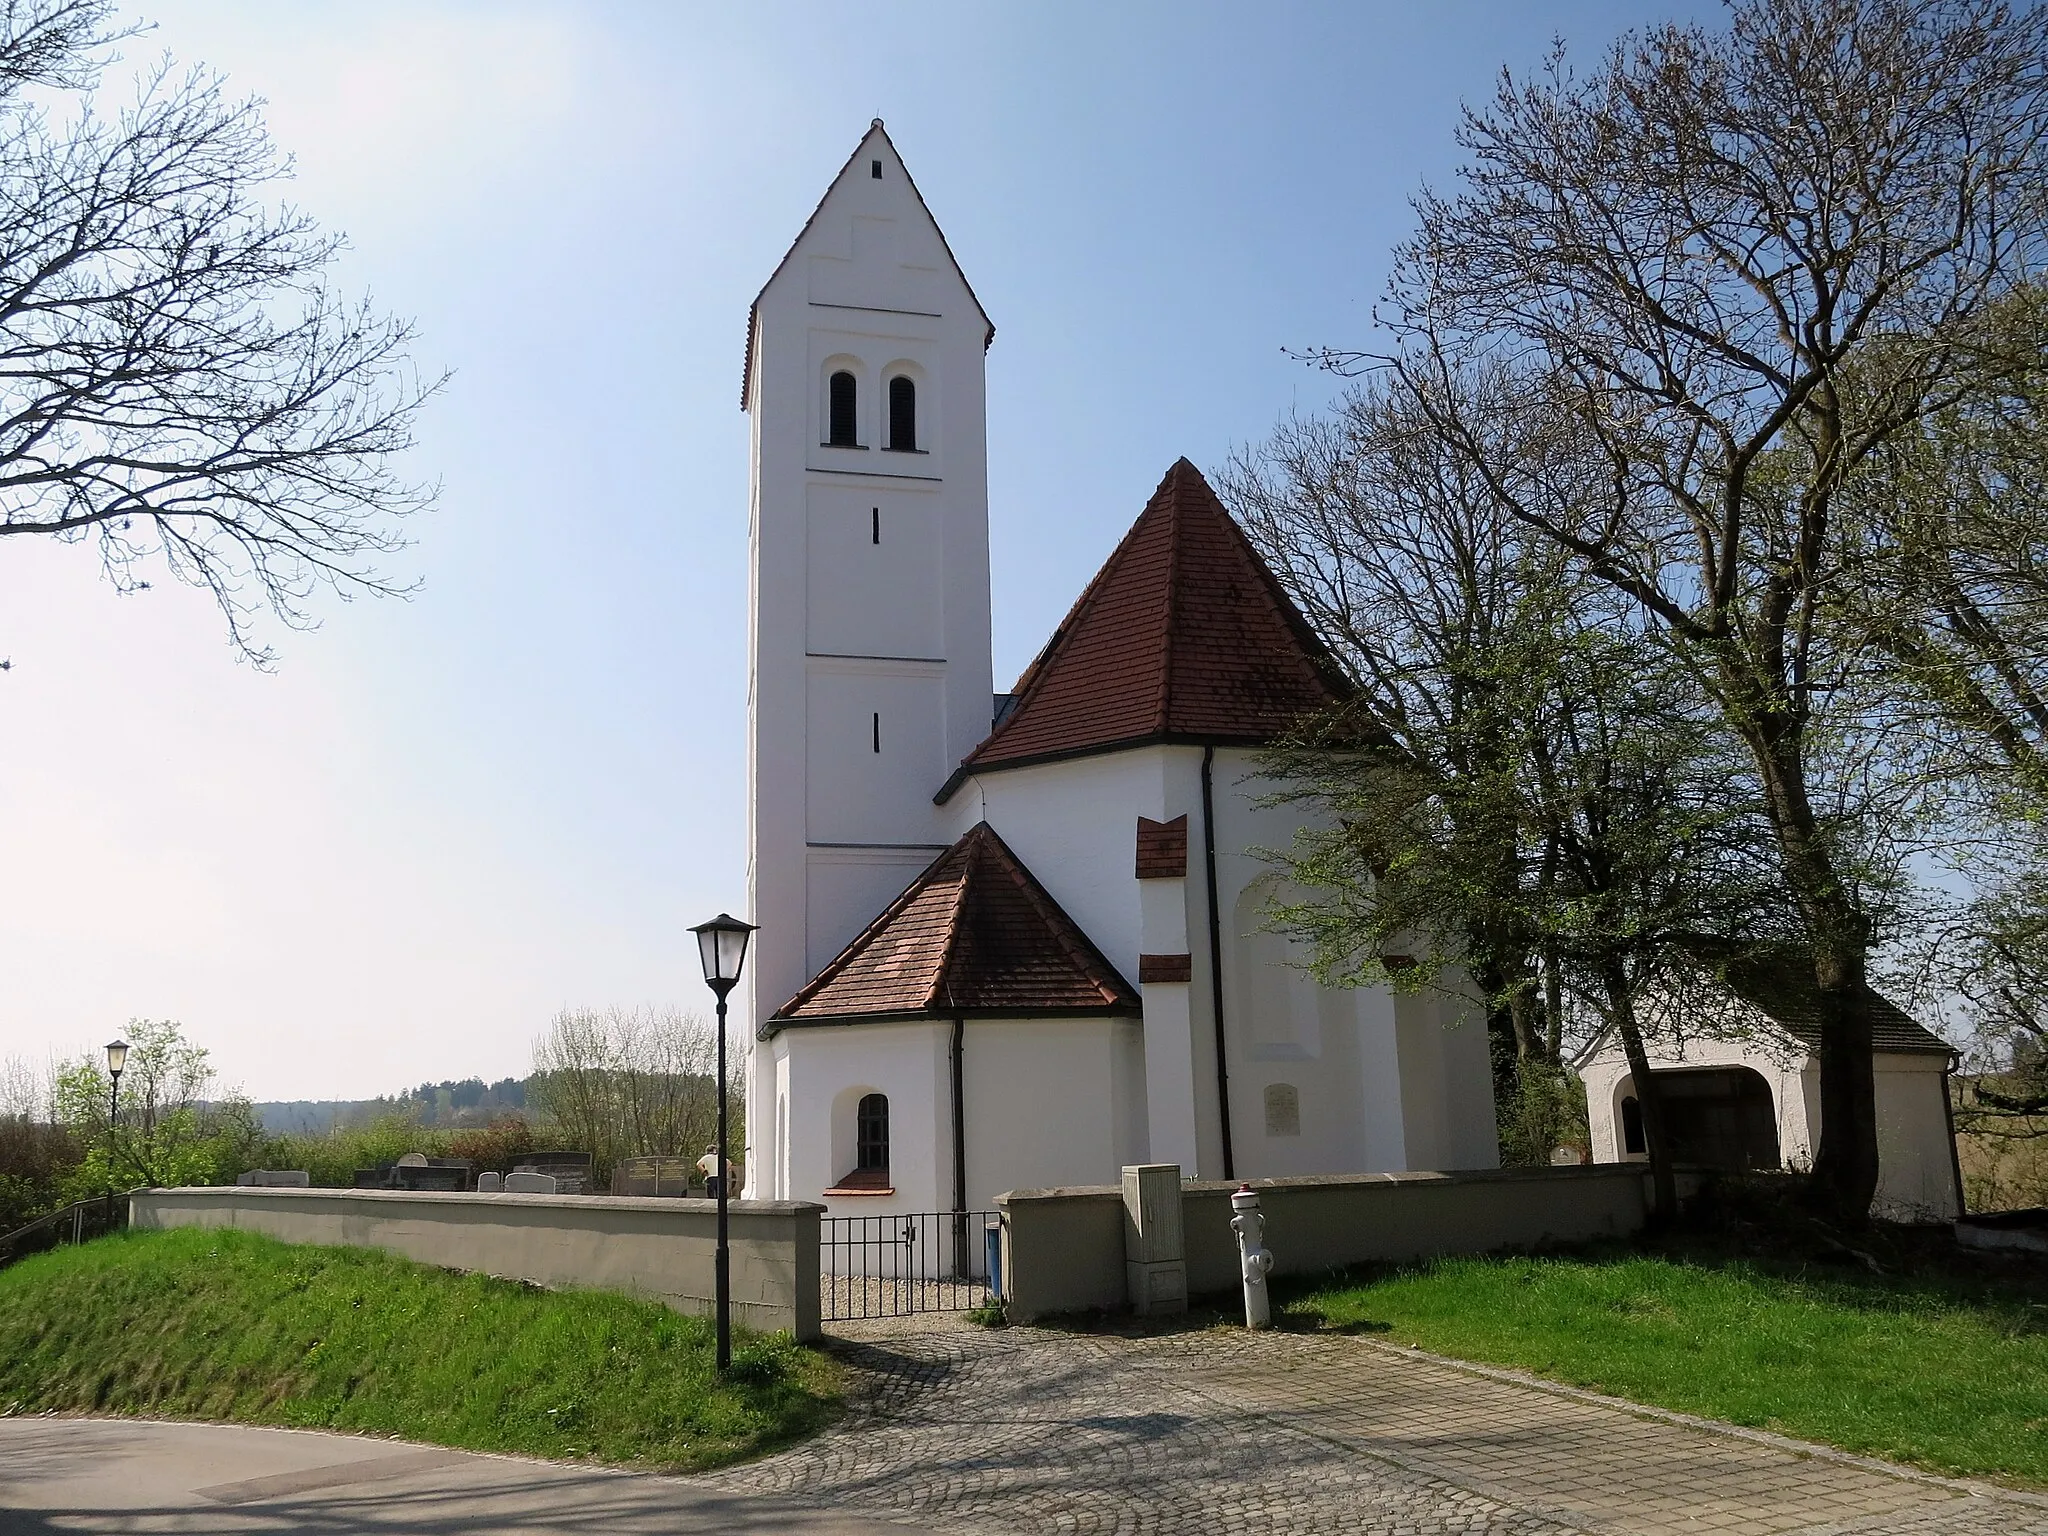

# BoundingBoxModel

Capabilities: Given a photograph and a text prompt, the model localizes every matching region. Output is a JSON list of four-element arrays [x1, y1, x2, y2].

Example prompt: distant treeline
[[253, 1077, 529, 1135]]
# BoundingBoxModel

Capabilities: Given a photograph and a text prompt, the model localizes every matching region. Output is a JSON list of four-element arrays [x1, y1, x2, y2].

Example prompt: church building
[[739, 123, 1499, 1222]]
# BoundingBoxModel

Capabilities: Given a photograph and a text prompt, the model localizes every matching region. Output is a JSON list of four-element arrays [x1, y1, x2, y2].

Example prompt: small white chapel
[[739, 123, 1500, 1219]]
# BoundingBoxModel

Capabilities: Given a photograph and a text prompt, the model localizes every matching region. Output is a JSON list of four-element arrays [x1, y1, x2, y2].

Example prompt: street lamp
[[689, 911, 755, 1373], [103, 1039, 128, 1228]]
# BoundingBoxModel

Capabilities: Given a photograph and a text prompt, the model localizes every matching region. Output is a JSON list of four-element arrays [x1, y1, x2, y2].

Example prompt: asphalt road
[[0, 1417, 929, 1535]]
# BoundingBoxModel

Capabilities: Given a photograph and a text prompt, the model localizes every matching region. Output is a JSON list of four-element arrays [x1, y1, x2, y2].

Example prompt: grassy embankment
[[0, 1226, 838, 1470], [1278, 1220, 2048, 1489]]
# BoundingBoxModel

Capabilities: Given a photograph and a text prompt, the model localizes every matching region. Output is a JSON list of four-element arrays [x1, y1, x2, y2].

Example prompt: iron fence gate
[[821, 1209, 996, 1320]]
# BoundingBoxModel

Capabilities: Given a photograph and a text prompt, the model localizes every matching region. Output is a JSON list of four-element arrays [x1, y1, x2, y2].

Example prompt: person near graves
[[697, 1143, 721, 1199]]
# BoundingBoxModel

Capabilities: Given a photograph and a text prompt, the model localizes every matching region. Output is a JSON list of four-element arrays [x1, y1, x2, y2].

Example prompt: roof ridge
[[941, 458, 1351, 798], [925, 824, 984, 1013], [1153, 462, 1185, 737], [982, 824, 1131, 1008], [1211, 492, 1354, 699], [773, 838, 960, 1019], [771, 822, 1138, 1026], [965, 481, 1165, 756]]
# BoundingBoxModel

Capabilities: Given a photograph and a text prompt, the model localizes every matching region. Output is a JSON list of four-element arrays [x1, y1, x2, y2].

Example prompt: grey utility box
[[1122, 1163, 1187, 1316]]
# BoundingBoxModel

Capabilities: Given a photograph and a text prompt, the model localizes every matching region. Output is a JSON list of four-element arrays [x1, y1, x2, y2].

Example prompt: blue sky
[[0, 1, 1719, 1100]]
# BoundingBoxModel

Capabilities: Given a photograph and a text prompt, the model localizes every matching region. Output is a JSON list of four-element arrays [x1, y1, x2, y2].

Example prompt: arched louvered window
[[855, 1093, 889, 1171], [887, 375, 916, 451], [828, 370, 858, 446]]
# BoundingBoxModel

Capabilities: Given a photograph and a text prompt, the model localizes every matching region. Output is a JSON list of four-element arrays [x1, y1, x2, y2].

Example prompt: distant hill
[[251, 1100, 373, 1134], [253, 1077, 531, 1135]]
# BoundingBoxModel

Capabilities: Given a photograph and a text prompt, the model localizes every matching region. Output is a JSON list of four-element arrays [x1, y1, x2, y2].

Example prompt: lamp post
[[689, 912, 755, 1373], [103, 1039, 128, 1228]]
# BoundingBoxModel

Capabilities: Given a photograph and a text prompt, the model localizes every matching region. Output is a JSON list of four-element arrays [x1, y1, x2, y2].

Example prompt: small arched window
[[855, 1092, 889, 1171], [828, 370, 858, 447], [1621, 1094, 1645, 1155], [886, 375, 916, 451]]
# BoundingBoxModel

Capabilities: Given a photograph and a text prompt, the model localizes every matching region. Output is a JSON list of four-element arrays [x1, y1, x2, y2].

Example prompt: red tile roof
[[1696, 942, 1954, 1056], [941, 459, 1348, 796], [770, 822, 1139, 1028]]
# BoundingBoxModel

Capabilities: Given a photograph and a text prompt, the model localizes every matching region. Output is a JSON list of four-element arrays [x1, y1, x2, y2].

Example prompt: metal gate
[[821, 1209, 996, 1320]]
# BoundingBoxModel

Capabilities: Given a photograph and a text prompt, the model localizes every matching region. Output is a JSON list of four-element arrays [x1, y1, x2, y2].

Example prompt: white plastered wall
[[948, 743, 1500, 1181], [774, 1019, 950, 1220], [961, 1017, 1146, 1210], [743, 125, 993, 1196]]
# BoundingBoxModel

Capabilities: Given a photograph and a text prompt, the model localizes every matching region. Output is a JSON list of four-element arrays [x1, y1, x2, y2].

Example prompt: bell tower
[[740, 122, 994, 1195]]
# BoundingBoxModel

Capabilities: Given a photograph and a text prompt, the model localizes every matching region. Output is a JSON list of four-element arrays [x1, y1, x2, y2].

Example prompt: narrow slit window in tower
[[872, 507, 880, 544], [828, 370, 858, 447], [871, 712, 880, 753], [870, 159, 882, 179], [887, 375, 916, 451]]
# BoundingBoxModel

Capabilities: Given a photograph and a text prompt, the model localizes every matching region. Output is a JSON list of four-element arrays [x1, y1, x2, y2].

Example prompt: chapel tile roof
[[1711, 944, 1954, 1056], [770, 822, 1140, 1028], [943, 459, 1349, 793]]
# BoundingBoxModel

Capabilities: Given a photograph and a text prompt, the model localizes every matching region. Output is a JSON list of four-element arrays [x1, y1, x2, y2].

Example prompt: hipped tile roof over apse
[[946, 459, 1349, 791], [771, 822, 1139, 1027]]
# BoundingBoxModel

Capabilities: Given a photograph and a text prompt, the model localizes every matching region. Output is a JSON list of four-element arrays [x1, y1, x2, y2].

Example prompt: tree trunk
[[1740, 690, 1882, 1220], [1604, 958, 1677, 1224]]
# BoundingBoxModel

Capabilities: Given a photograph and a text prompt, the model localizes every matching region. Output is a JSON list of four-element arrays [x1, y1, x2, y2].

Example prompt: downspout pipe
[[1942, 1048, 1967, 1218], [1202, 746, 1236, 1180], [951, 1016, 968, 1277]]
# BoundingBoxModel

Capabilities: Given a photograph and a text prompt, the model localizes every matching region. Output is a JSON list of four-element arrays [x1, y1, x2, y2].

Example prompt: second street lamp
[[689, 911, 755, 1374], [103, 1038, 128, 1228]]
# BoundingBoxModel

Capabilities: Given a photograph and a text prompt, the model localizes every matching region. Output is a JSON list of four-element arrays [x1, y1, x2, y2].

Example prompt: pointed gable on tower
[[941, 458, 1349, 795], [741, 119, 993, 411]]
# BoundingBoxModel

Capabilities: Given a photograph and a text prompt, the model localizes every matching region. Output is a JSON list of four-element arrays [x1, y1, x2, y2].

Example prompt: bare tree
[[527, 1006, 738, 1185], [1226, 382, 1580, 1077], [1339, 0, 2048, 1217], [0, 0, 439, 662], [1228, 375, 1791, 1202], [1837, 283, 2048, 807]]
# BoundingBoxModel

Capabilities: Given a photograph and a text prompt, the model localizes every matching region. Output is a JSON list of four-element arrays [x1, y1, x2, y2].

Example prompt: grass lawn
[[1279, 1232, 2048, 1489], [0, 1226, 839, 1471]]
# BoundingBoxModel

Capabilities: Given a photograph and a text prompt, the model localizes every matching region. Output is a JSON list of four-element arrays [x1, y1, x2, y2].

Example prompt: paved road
[[707, 1318, 2048, 1536], [7, 1320, 2047, 1535], [0, 1417, 921, 1535]]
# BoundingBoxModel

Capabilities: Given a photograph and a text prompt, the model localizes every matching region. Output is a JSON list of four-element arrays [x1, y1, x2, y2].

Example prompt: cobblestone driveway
[[705, 1319, 2048, 1536]]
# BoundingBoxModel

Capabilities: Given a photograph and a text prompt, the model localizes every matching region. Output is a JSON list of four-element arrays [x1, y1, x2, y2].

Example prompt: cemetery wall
[[997, 1163, 1656, 1322], [130, 1187, 824, 1339]]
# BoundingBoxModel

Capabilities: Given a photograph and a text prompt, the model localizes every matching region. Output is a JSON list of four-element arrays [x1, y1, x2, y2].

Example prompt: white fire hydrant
[[1229, 1183, 1274, 1330]]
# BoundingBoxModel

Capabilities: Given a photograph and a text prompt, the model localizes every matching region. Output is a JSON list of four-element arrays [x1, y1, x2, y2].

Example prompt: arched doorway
[[1652, 1066, 1782, 1170]]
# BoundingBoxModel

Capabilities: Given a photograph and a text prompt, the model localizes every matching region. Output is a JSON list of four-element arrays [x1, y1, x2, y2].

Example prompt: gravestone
[[395, 1162, 469, 1191], [613, 1155, 692, 1197], [235, 1169, 310, 1188], [396, 1151, 430, 1167], [476, 1170, 503, 1193], [504, 1171, 558, 1194], [512, 1151, 591, 1195]]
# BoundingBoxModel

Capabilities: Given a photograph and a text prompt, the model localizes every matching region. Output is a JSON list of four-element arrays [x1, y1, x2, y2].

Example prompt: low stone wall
[[131, 1187, 824, 1340], [997, 1164, 1653, 1322]]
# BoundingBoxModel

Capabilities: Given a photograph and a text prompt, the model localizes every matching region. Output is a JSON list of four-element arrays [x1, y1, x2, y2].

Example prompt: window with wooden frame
[[855, 1093, 889, 1171], [886, 374, 916, 451], [828, 370, 858, 446]]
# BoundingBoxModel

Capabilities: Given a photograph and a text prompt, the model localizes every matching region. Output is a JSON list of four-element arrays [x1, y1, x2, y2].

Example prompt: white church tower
[[741, 122, 994, 1196]]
